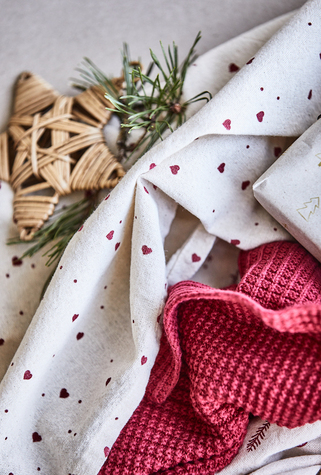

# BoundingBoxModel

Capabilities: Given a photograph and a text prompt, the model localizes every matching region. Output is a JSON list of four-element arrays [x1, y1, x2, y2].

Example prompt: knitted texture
[[238, 240, 321, 309], [99, 241, 321, 475], [101, 343, 247, 475]]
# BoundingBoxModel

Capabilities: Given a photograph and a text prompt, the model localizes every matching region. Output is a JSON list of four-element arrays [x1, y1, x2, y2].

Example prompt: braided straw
[[0, 72, 125, 240]]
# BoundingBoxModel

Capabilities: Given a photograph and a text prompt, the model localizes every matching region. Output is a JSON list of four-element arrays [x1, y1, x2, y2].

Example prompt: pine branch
[[74, 32, 212, 162], [8, 192, 99, 268], [246, 421, 271, 452], [9, 33, 212, 298]]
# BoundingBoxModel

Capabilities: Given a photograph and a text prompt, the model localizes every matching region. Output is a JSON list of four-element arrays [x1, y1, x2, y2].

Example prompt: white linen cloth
[[1, 1, 321, 474]]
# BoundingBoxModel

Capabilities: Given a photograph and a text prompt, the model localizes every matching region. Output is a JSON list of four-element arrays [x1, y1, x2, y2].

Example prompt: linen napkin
[[1, 1, 321, 474]]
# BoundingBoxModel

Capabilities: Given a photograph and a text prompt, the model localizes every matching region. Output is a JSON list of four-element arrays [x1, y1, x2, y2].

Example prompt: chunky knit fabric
[[238, 240, 321, 309], [99, 241, 321, 475]]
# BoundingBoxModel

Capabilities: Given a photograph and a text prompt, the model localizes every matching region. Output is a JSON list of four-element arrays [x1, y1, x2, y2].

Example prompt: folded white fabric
[[1, 1, 321, 474], [253, 118, 321, 262], [218, 417, 321, 475]]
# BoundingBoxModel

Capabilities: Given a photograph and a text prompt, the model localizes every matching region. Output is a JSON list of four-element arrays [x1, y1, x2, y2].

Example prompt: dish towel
[[99, 240, 321, 474], [1, 1, 321, 475]]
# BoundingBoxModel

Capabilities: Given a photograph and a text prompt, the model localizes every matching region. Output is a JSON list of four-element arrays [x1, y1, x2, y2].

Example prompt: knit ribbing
[[177, 297, 321, 428], [99, 241, 321, 474], [100, 340, 247, 474], [238, 241, 321, 309]]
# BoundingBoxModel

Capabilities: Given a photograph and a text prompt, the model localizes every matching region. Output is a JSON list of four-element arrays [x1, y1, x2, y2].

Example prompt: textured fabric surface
[[238, 240, 321, 309], [1, 2, 321, 474], [100, 344, 248, 474], [100, 241, 321, 474]]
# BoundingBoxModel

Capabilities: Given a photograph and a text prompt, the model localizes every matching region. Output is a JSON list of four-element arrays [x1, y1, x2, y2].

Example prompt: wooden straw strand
[[6, 71, 125, 239], [0, 132, 10, 182]]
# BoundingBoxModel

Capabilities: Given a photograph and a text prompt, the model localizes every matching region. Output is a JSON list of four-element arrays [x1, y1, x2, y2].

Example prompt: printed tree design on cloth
[[297, 197, 320, 221], [246, 421, 271, 452]]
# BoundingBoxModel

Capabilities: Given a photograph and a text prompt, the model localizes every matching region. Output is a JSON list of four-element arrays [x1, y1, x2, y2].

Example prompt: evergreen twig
[[74, 31, 212, 161], [9, 33, 211, 297], [7, 193, 99, 280]]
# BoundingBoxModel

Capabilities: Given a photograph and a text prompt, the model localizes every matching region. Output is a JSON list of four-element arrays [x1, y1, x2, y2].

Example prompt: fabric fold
[[100, 240, 321, 474], [1, 2, 321, 474]]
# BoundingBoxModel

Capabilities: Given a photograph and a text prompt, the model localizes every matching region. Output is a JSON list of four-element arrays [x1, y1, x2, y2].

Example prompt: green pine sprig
[[7, 192, 100, 297], [8, 32, 211, 297], [74, 31, 211, 161], [8, 194, 98, 266]]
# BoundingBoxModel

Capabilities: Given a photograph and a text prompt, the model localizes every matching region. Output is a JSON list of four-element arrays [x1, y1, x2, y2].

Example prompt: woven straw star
[[0, 72, 125, 240]]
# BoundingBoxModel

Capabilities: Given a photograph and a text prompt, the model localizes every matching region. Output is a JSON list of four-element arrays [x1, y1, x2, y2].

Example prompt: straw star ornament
[[0, 72, 125, 240]]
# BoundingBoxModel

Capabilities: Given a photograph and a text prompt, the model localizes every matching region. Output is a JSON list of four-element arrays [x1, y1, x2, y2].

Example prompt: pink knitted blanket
[[99, 241, 321, 474]]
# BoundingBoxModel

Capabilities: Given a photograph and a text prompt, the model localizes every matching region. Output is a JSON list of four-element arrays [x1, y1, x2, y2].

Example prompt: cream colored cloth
[[1, 2, 321, 474], [254, 119, 321, 263]]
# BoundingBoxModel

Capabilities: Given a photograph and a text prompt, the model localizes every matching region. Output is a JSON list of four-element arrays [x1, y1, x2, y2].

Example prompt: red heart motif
[[78, 225, 83, 232], [72, 314, 79, 322], [297, 442, 308, 448], [104, 446, 110, 457], [170, 165, 180, 175], [105, 194, 110, 201], [229, 63, 240, 73], [115, 242, 120, 251], [192, 253, 201, 263], [59, 388, 69, 398], [142, 245, 152, 255], [12, 256, 23, 266], [144, 186, 149, 194], [274, 147, 282, 157], [222, 119, 231, 130], [76, 332, 84, 340], [23, 370, 32, 380], [141, 356, 147, 365], [106, 230, 114, 240], [241, 180, 250, 190], [256, 111, 264, 122], [217, 163, 225, 173], [149, 163, 156, 170], [32, 432, 42, 442], [231, 239, 241, 246]]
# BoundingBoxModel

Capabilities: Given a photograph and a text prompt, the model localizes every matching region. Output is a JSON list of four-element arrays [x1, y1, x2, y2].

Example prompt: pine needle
[[7, 193, 99, 289], [9, 32, 212, 298], [74, 31, 212, 161]]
